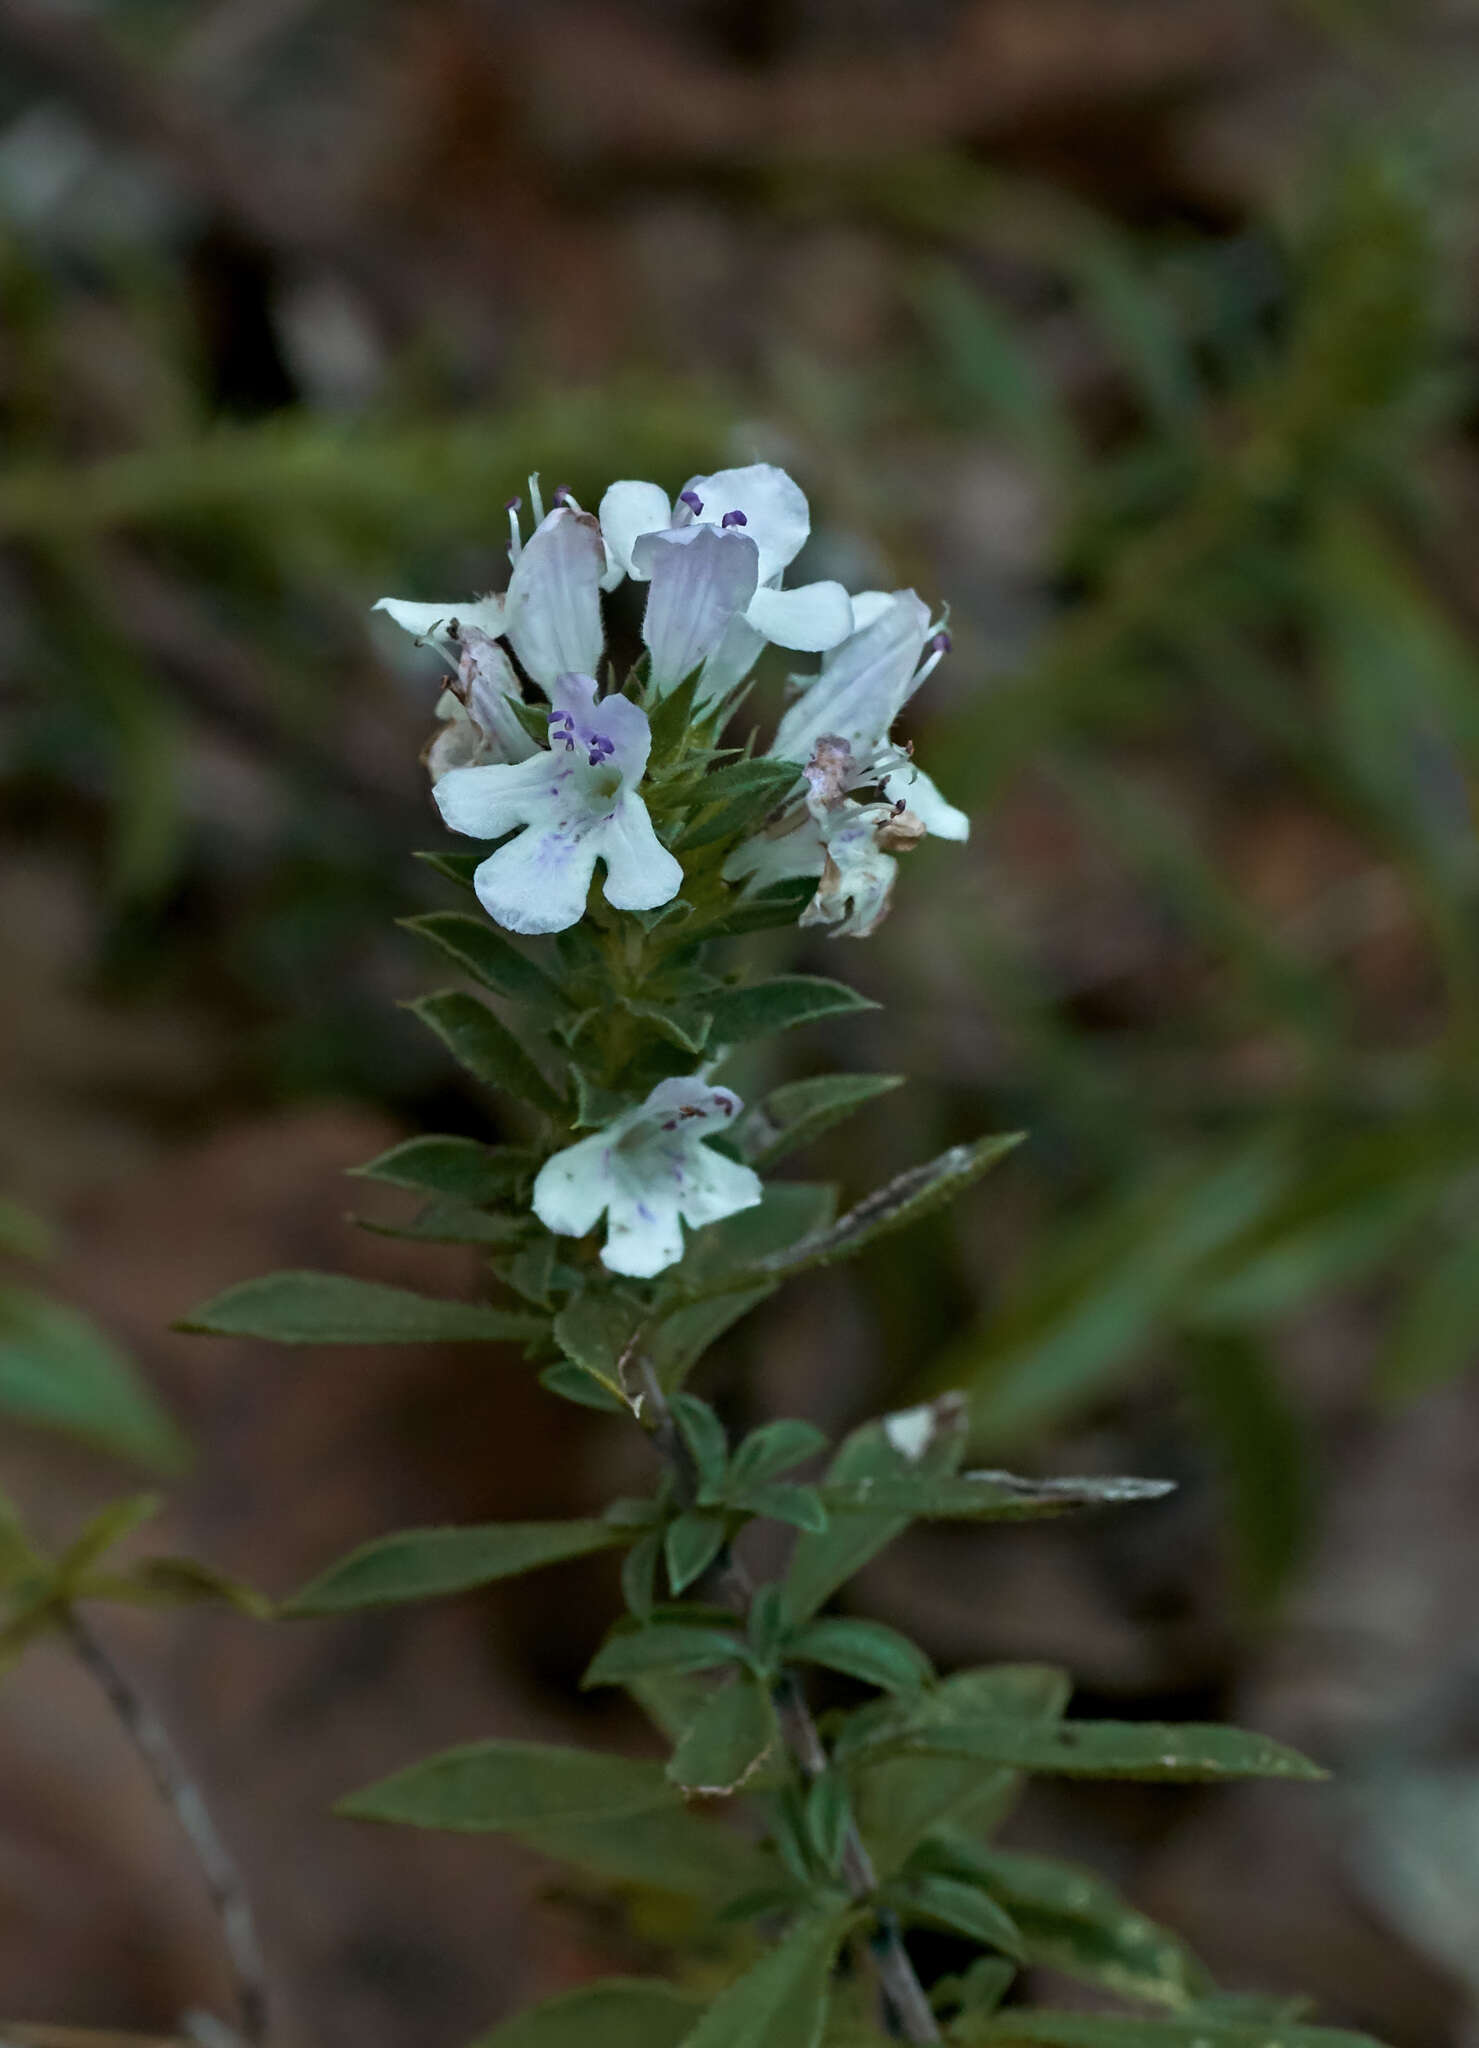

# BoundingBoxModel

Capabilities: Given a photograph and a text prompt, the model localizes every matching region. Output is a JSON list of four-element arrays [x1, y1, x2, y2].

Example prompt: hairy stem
[[63, 1609, 269, 2045], [633, 1359, 941, 2043]]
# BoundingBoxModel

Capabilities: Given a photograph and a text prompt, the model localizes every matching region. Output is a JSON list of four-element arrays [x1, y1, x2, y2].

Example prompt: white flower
[[630, 521, 760, 700], [423, 626, 538, 782], [533, 1076, 762, 1278], [433, 670, 682, 936], [374, 593, 506, 665], [770, 589, 968, 841], [598, 463, 854, 682], [800, 795, 925, 940]]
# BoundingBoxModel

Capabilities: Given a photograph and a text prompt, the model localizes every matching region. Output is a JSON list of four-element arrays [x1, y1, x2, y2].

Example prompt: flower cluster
[[376, 462, 968, 1275]]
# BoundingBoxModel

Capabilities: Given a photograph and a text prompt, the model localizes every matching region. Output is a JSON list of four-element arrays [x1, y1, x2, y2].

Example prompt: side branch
[[633, 1359, 941, 2044], [63, 1610, 269, 2046]]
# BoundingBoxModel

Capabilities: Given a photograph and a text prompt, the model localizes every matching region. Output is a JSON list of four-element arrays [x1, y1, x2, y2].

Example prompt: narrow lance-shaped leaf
[[409, 990, 565, 1116], [667, 1671, 780, 1795], [819, 1469, 1176, 1523], [864, 1716, 1326, 1784], [351, 1135, 532, 1205], [677, 1909, 854, 2048], [178, 1272, 544, 1346], [741, 1073, 905, 1170], [284, 1519, 631, 1615], [955, 2013, 1386, 2048], [400, 910, 564, 1009], [701, 976, 878, 1045], [694, 1136, 1023, 1299]]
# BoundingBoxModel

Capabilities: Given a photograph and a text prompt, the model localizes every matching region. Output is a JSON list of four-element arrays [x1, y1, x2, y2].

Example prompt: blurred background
[[1, 1, 1478, 2043]]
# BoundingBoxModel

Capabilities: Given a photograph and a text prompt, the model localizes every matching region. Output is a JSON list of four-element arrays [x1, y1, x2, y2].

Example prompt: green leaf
[[703, 977, 877, 1045], [955, 2015, 1385, 2048], [671, 1392, 730, 1496], [409, 991, 564, 1116], [854, 1665, 1072, 1879], [400, 910, 563, 1009], [351, 1136, 531, 1205], [81, 1556, 271, 1617], [539, 1360, 627, 1412], [785, 1403, 968, 1625], [583, 1622, 745, 1689], [339, 1738, 682, 1831], [789, 1618, 932, 1695], [736, 1482, 827, 1534], [678, 1909, 852, 2048], [0, 1287, 187, 1471], [283, 1520, 629, 1614], [664, 1510, 727, 1596], [946, 1844, 1211, 2010], [668, 1672, 780, 1794], [703, 879, 816, 938], [724, 1136, 1023, 1291], [179, 1272, 544, 1346], [353, 1200, 527, 1248], [470, 1979, 704, 2048], [743, 1074, 905, 1171], [803, 1770, 853, 1876], [675, 759, 803, 851], [866, 1717, 1326, 1783], [338, 1737, 772, 1902], [551, 1291, 645, 1405], [729, 1420, 829, 1490], [893, 1871, 1024, 1960], [819, 1470, 1175, 1523], [621, 996, 712, 1056], [414, 848, 483, 892], [647, 1287, 777, 1392], [1186, 1330, 1313, 1608], [621, 1528, 662, 1620]]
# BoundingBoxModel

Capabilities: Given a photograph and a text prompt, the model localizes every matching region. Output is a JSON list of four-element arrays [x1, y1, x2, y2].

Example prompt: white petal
[[503, 508, 606, 687], [374, 595, 505, 662], [599, 1189, 685, 1278], [745, 579, 854, 653], [684, 464, 809, 582], [459, 630, 537, 763], [698, 606, 766, 709], [597, 793, 685, 912], [634, 525, 760, 694], [433, 755, 565, 840], [891, 763, 970, 841], [472, 819, 600, 935], [883, 1403, 937, 1462], [722, 808, 821, 887], [770, 589, 930, 766], [676, 1145, 763, 1230], [597, 480, 672, 584], [641, 1077, 743, 1127], [532, 1132, 617, 1239], [547, 672, 654, 785], [848, 589, 896, 634]]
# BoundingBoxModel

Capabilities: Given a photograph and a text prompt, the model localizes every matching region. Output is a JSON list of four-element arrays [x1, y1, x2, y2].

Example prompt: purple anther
[[893, 797, 907, 814], [505, 495, 522, 512], [721, 508, 748, 528], [678, 489, 704, 514], [595, 734, 615, 756], [927, 630, 952, 655], [552, 485, 571, 506], [660, 1120, 677, 1132]]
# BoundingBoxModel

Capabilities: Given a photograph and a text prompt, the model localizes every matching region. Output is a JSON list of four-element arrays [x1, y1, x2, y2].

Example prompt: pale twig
[[61, 1612, 269, 2047]]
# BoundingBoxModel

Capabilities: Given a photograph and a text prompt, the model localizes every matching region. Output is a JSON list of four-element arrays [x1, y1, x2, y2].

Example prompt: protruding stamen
[[528, 473, 546, 523], [507, 496, 524, 561], [927, 630, 952, 655], [721, 508, 748, 528], [504, 495, 522, 513], [679, 489, 704, 514], [552, 484, 571, 507]]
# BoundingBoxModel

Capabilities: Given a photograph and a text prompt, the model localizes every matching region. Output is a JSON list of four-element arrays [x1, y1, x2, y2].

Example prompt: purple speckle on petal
[[637, 1201, 656, 1223], [679, 489, 703, 514], [928, 630, 952, 654], [721, 508, 747, 528]]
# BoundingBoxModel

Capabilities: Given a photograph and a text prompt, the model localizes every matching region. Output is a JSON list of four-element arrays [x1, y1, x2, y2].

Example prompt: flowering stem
[[62, 1608, 269, 2046], [632, 1360, 941, 2044]]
